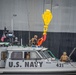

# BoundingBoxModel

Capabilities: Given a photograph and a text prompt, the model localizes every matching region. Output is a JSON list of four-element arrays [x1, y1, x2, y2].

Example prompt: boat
[[0, 45, 76, 75]]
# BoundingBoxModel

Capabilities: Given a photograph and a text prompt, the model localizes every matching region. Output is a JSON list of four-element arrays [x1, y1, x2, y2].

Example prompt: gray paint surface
[[0, 0, 76, 32]]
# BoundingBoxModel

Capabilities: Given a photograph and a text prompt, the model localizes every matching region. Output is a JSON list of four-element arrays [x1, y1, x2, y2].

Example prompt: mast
[[11, 14, 17, 44]]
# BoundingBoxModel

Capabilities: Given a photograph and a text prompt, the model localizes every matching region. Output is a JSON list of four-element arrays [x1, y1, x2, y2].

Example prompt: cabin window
[[38, 50, 52, 58], [11, 52, 22, 60], [1, 51, 7, 60], [43, 50, 52, 58], [24, 51, 41, 60], [38, 51, 46, 58], [24, 52, 30, 60]]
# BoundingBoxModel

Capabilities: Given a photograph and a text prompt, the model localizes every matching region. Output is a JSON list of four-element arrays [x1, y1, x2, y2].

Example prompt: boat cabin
[[5, 46, 55, 68]]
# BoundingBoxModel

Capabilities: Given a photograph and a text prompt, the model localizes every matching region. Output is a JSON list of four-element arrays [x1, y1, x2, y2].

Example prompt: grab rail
[[48, 50, 58, 60]]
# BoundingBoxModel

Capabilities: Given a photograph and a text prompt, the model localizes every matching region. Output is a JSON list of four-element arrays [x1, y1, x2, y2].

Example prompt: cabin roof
[[0, 42, 9, 45], [7, 46, 48, 51]]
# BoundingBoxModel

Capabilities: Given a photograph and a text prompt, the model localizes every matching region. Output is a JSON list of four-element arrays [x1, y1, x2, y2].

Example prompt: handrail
[[48, 50, 58, 60]]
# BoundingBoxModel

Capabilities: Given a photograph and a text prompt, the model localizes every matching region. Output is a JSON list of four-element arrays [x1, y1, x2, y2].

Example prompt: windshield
[[38, 50, 52, 58]]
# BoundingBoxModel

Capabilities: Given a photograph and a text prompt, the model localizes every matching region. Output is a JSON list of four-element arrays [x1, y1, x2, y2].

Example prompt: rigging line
[[26, 0, 30, 45], [69, 47, 76, 58], [51, 0, 53, 12], [69, 61, 76, 68], [43, 0, 45, 12]]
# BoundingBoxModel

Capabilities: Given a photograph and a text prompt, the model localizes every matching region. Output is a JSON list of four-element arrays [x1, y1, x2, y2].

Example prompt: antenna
[[11, 14, 17, 43], [11, 14, 17, 33]]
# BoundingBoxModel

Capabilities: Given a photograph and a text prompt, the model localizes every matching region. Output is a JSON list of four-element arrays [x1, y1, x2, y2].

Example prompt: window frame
[[24, 51, 41, 60], [1, 51, 7, 60], [11, 51, 23, 60]]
